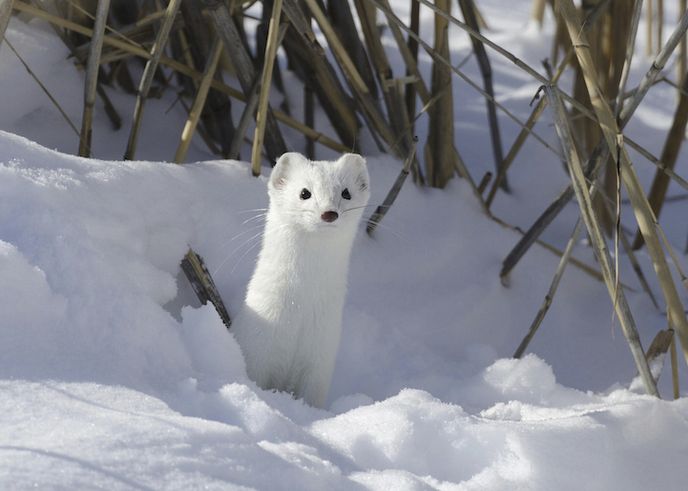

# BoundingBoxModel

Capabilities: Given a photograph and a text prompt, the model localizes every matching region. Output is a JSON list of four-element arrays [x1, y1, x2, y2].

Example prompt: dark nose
[[321, 211, 339, 223]]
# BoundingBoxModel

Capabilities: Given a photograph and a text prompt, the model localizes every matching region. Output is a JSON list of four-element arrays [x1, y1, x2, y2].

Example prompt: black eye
[[300, 188, 311, 200], [341, 188, 351, 200]]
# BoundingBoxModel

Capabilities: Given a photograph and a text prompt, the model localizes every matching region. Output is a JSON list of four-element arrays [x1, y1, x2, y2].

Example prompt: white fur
[[232, 152, 370, 407]]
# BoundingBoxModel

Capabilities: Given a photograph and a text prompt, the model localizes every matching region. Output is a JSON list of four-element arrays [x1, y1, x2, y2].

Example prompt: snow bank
[[1, 130, 687, 490]]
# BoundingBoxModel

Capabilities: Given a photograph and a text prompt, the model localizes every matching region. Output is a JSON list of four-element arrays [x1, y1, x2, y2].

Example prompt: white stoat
[[232, 152, 370, 408]]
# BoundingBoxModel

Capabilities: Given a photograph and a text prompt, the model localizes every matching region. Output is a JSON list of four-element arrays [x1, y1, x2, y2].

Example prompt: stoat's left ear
[[338, 153, 369, 192], [270, 152, 305, 190]]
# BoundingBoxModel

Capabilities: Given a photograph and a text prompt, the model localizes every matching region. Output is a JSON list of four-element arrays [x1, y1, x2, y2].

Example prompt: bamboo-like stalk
[[657, 0, 663, 53], [489, 0, 617, 208], [459, 0, 506, 191], [405, 0, 420, 127], [557, 0, 688, 371], [614, 0, 644, 117], [369, 0, 561, 157], [600, 193, 660, 310], [514, 218, 583, 359], [202, 0, 286, 163], [178, 1, 235, 157], [328, 0, 378, 100], [545, 84, 658, 397], [530, 0, 547, 27], [78, 0, 110, 157], [251, 0, 283, 177], [367, 139, 417, 236], [174, 37, 222, 164], [377, 0, 431, 105], [632, 70, 688, 249], [0, 0, 14, 47], [303, 0, 399, 156], [354, 0, 415, 160], [424, 0, 458, 187], [491, 213, 616, 285], [647, 0, 654, 56], [500, 9, 688, 280], [619, 9, 688, 123], [485, 51, 574, 209], [656, 227, 688, 294], [621, 137, 688, 192], [282, 0, 360, 150], [123, 0, 181, 160], [228, 77, 260, 161], [411, 0, 685, 136], [13, 1, 348, 153]]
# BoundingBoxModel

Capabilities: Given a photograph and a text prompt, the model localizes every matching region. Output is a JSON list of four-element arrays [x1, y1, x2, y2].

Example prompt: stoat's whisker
[[342, 204, 385, 213], [236, 208, 269, 215], [362, 218, 407, 242], [214, 230, 265, 276], [219, 223, 268, 248], [241, 213, 268, 226], [229, 236, 265, 276]]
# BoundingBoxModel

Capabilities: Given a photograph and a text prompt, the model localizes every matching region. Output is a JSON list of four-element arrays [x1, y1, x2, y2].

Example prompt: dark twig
[[367, 138, 417, 236], [514, 218, 583, 359]]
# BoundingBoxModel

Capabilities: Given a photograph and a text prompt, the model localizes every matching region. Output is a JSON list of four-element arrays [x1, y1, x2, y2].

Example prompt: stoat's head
[[268, 152, 370, 233]]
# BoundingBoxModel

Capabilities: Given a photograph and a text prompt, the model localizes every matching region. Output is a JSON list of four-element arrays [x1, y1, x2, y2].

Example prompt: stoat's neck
[[244, 211, 356, 316]]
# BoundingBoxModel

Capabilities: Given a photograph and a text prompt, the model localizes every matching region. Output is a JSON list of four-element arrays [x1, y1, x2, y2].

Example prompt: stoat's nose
[[321, 211, 339, 223]]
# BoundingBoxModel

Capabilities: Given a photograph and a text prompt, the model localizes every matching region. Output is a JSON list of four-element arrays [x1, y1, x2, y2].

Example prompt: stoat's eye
[[341, 188, 351, 200], [300, 188, 312, 200]]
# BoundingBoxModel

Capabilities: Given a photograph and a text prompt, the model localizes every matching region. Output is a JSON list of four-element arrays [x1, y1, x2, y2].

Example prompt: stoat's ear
[[270, 152, 304, 191], [338, 153, 369, 192]]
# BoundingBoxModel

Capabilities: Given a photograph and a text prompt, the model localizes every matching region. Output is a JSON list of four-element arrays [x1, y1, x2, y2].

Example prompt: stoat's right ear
[[269, 152, 303, 191]]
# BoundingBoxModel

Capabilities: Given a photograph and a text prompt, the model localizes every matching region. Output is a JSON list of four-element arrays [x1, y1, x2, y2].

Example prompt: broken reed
[[4, 0, 688, 396]]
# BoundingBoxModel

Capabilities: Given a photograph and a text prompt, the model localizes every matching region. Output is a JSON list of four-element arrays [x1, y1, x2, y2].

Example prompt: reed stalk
[[647, 0, 654, 56], [303, 0, 399, 156], [14, 2, 347, 153], [531, 0, 547, 27], [229, 77, 260, 161], [174, 37, 222, 164], [458, 0, 506, 191], [202, 0, 286, 163], [614, 0, 644, 118], [123, 0, 181, 160], [557, 0, 688, 370], [78, 0, 110, 157], [514, 218, 583, 359], [545, 84, 658, 397], [282, 0, 360, 150], [632, 70, 688, 249], [251, 0, 283, 176], [370, 0, 561, 157], [500, 8, 688, 280], [405, 0, 420, 126]]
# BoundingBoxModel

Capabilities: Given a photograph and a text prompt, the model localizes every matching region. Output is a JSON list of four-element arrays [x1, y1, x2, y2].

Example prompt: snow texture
[[1, 1, 688, 489]]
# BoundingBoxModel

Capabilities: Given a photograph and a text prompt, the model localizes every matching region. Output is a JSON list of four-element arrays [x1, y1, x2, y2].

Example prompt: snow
[[1, 1, 688, 489]]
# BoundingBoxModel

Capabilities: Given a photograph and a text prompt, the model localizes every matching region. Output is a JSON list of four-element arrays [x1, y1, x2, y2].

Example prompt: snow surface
[[1, 1, 688, 489]]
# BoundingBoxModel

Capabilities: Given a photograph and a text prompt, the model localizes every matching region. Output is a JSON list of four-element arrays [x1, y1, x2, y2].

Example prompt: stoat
[[232, 152, 370, 408]]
